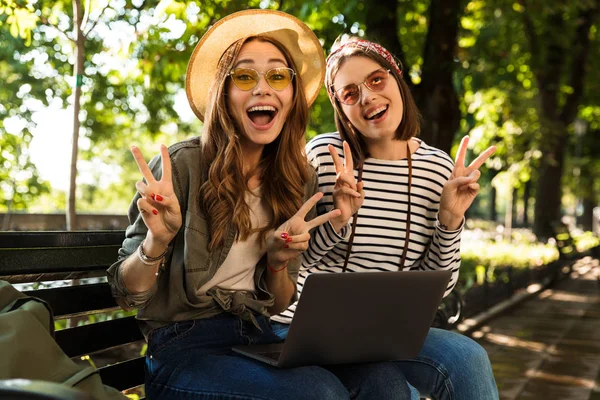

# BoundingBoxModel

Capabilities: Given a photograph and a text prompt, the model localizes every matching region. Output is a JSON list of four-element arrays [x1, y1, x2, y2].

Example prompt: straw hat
[[185, 9, 325, 122]]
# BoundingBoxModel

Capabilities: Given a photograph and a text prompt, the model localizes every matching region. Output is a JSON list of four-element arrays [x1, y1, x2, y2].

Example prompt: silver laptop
[[232, 270, 452, 368]]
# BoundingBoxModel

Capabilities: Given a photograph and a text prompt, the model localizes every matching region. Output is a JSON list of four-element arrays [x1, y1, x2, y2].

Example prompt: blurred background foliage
[[0, 0, 598, 241]]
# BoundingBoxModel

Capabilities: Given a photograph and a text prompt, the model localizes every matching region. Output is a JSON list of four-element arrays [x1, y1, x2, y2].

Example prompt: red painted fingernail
[[285, 237, 293, 243], [152, 209, 158, 215], [281, 232, 289, 239], [155, 194, 163, 201], [151, 193, 156, 200], [284, 244, 289, 248]]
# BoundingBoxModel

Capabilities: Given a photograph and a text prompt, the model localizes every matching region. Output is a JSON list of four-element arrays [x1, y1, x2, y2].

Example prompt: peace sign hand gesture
[[439, 136, 496, 230], [329, 141, 365, 233], [131, 145, 182, 248], [266, 192, 341, 268]]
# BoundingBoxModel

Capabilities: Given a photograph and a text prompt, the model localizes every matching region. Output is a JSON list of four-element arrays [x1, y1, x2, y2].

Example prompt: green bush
[[459, 238, 560, 289]]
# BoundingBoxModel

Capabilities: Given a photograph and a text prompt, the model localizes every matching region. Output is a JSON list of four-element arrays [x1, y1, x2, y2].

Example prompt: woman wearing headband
[[272, 35, 499, 399], [108, 12, 415, 400]]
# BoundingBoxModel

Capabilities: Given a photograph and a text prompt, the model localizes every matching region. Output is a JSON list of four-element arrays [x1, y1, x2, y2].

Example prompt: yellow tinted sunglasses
[[229, 67, 296, 91]]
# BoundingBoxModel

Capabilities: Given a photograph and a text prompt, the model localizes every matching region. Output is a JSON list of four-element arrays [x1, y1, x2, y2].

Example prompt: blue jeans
[[145, 313, 414, 399], [272, 323, 498, 400]]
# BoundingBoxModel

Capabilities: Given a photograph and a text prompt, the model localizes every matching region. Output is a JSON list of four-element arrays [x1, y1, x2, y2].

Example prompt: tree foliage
[[1, 0, 598, 237]]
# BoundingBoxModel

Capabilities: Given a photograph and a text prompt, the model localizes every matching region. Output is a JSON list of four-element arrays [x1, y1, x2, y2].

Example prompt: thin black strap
[[399, 141, 412, 271], [341, 164, 363, 273], [342, 141, 412, 273]]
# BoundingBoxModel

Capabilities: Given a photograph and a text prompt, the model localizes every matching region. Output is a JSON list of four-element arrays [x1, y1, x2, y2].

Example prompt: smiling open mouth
[[364, 105, 388, 120], [247, 105, 278, 127]]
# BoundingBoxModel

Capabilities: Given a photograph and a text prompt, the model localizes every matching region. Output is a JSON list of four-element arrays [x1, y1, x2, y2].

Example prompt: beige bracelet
[[137, 240, 167, 266]]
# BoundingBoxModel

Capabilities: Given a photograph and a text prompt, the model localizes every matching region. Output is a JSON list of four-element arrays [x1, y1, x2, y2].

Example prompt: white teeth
[[365, 105, 387, 119], [248, 105, 276, 112]]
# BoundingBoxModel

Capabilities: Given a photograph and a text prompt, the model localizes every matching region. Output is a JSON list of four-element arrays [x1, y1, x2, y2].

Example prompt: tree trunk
[[67, 0, 85, 231], [531, 170, 559, 240], [579, 160, 596, 232], [581, 197, 594, 232], [522, 179, 531, 227], [364, 0, 404, 66], [490, 186, 497, 222], [533, 123, 568, 240], [2, 197, 13, 231], [511, 187, 518, 228], [413, 0, 462, 154], [504, 188, 513, 241], [522, 1, 600, 239]]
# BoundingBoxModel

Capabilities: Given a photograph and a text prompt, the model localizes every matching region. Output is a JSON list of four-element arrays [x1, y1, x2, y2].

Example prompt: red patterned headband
[[325, 40, 403, 97], [327, 39, 402, 76]]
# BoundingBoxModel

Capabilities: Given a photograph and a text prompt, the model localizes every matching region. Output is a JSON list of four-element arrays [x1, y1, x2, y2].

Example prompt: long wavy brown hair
[[200, 36, 309, 250], [326, 35, 422, 166]]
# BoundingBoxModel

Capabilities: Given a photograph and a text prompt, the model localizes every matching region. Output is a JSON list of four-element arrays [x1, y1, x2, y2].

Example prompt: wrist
[[331, 217, 350, 234], [267, 262, 289, 274], [438, 210, 463, 231], [137, 240, 166, 271], [144, 235, 170, 258], [267, 255, 289, 269]]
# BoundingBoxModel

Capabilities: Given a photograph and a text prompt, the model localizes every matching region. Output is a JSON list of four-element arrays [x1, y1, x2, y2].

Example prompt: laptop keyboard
[[257, 352, 281, 361]]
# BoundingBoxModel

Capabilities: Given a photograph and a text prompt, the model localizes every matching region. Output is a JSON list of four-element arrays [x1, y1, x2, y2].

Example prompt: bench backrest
[[0, 231, 144, 393]]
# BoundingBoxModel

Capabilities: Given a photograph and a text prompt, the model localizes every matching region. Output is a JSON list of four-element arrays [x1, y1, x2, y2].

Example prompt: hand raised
[[131, 145, 182, 247], [439, 136, 496, 227], [329, 141, 365, 233], [266, 192, 341, 267]]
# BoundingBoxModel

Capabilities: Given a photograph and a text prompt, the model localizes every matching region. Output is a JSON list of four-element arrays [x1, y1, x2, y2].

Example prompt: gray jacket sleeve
[[106, 154, 165, 310]]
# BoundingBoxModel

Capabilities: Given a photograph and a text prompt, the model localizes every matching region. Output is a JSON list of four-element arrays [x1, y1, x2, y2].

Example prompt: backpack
[[0, 280, 126, 400]]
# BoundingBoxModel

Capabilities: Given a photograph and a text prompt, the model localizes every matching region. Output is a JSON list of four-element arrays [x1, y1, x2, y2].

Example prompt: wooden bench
[[0, 230, 145, 396]]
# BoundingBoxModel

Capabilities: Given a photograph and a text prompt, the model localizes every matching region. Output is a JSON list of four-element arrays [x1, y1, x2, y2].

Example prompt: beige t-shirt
[[197, 188, 269, 295]]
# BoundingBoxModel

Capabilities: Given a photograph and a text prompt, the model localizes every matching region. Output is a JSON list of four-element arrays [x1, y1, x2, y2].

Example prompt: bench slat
[[55, 317, 143, 357], [0, 231, 125, 248], [23, 283, 117, 318], [99, 357, 146, 392], [0, 246, 120, 275], [4, 270, 107, 285]]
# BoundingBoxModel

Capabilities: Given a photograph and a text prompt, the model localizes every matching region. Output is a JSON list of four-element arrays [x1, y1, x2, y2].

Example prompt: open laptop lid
[[277, 270, 452, 367]]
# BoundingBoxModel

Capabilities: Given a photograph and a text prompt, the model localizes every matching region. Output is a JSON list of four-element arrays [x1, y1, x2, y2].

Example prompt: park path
[[470, 256, 600, 399]]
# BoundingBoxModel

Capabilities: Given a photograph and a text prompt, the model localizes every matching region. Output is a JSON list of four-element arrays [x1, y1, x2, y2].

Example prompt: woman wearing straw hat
[[272, 35, 499, 399], [108, 11, 414, 400]]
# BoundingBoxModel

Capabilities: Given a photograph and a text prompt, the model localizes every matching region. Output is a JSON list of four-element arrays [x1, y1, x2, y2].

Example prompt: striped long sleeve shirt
[[272, 133, 463, 324]]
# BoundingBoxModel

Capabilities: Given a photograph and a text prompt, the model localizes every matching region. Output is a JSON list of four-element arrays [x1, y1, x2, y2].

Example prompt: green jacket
[[107, 137, 318, 339]]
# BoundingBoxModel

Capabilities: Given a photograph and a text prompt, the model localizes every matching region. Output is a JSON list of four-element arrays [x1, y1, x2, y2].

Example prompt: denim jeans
[[145, 313, 415, 399], [272, 323, 499, 400]]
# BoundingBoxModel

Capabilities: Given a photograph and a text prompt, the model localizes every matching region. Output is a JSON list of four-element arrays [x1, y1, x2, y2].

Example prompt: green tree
[[516, 0, 600, 239], [0, 3, 50, 219], [5, 0, 597, 238], [458, 1, 542, 225], [1, 0, 224, 222], [446, 0, 600, 235]]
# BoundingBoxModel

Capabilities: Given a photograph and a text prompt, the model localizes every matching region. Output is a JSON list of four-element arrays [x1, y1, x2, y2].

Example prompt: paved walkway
[[470, 256, 600, 399]]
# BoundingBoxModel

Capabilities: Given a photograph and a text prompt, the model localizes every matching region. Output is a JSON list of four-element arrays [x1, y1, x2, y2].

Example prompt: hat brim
[[186, 10, 325, 122]]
